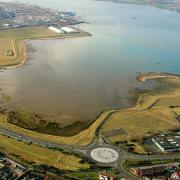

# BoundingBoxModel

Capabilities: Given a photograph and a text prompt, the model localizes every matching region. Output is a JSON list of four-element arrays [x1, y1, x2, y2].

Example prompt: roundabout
[[90, 147, 119, 163]]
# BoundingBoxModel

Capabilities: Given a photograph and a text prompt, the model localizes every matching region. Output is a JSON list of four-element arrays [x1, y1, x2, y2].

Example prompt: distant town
[[0, 1, 85, 31]]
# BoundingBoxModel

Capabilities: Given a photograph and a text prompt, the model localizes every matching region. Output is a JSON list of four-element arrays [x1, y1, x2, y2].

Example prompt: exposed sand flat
[[137, 72, 180, 82]]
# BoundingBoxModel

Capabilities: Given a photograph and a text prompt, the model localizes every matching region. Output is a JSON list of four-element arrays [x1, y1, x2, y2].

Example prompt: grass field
[[101, 77, 180, 153], [0, 39, 26, 67], [123, 158, 180, 169], [0, 26, 89, 67], [65, 169, 116, 180], [0, 39, 13, 59], [65, 171, 98, 179], [0, 27, 59, 40], [0, 134, 90, 171]]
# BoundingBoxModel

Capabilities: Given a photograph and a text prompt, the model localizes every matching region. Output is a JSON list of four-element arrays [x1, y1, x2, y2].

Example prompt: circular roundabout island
[[90, 147, 119, 163]]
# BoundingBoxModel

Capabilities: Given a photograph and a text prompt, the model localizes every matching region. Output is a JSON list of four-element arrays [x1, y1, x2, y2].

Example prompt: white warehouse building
[[48, 26, 64, 34], [61, 27, 78, 34]]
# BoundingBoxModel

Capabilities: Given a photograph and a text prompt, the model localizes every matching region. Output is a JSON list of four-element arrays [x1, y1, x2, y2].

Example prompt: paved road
[[0, 127, 86, 156], [0, 127, 179, 179]]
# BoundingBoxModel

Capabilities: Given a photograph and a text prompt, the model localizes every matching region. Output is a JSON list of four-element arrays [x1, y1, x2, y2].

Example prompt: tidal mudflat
[[1, 0, 180, 135]]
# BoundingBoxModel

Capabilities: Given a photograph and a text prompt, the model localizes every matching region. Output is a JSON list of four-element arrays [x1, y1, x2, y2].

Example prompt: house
[[136, 166, 166, 177], [0, 163, 4, 169], [171, 172, 180, 179], [98, 172, 116, 180]]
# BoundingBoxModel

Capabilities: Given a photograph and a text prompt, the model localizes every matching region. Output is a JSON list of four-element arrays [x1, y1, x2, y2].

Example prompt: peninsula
[[0, 2, 90, 68], [137, 72, 180, 82]]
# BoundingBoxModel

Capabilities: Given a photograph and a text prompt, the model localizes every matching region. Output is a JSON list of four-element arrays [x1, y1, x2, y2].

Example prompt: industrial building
[[152, 132, 180, 152], [61, 26, 78, 34], [48, 26, 64, 34]]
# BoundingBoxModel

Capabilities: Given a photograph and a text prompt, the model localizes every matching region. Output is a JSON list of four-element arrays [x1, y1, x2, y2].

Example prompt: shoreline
[[0, 73, 179, 147], [100, 75, 180, 154], [0, 27, 91, 70], [96, 0, 180, 13]]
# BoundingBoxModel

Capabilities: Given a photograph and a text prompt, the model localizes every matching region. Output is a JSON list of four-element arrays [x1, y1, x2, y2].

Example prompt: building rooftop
[[61, 26, 78, 33], [152, 132, 180, 152]]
